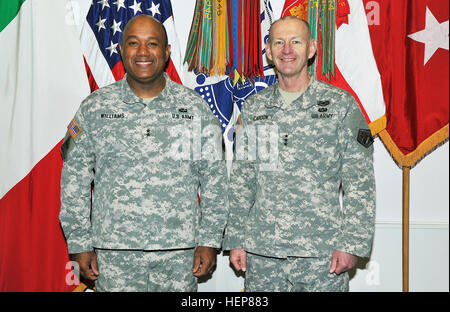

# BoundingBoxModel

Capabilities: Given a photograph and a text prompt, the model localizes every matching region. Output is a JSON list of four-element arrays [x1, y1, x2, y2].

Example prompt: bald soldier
[[224, 16, 376, 292], [60, 15, 228, 292]]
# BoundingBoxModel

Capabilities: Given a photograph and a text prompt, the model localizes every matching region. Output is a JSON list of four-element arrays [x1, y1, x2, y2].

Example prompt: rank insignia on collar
[[282, 134, 288, 146], [357, 129, 374, 148]]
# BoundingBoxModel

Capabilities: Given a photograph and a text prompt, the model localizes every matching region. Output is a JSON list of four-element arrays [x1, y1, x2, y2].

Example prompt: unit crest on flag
[[288, 2, 308, 20], [194, 73, 277, 131]]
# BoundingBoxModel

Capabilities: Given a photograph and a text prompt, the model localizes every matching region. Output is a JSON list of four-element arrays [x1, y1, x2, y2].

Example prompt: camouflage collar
[[120, 73, 173, 108], [267, 77, 318, 111], [264, 87, 284, 109]]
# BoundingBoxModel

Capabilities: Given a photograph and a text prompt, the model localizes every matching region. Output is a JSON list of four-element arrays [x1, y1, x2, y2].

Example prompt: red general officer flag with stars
[[364, 0, 449, 167]]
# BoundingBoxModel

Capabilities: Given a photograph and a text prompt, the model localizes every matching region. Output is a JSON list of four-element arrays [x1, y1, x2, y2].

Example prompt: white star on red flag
[[408, 6, 449, 65]]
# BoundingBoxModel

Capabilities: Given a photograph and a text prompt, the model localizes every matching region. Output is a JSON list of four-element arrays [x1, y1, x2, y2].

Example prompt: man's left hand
[[329, 250, 358, 275], [192, 246, 217, 277]]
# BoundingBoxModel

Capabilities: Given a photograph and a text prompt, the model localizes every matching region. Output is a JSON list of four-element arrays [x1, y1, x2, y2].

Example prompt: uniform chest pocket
[[289, 121, 341, 178], [240, 120, 279, 165], [95, 121, 144, 158], [148, 113, 199, 162]]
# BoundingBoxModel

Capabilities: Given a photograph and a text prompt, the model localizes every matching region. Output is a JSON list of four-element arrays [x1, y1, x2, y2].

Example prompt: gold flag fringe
[[377, 124, 449, 169]]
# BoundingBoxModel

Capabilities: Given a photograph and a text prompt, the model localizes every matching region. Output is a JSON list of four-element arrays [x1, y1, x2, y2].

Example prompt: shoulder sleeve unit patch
[[68, 118, 82, 139], [357, 129, 374, 148]]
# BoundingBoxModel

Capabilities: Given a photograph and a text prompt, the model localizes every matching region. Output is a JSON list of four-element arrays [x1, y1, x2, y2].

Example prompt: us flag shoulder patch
[[68, 118, 81, 139]]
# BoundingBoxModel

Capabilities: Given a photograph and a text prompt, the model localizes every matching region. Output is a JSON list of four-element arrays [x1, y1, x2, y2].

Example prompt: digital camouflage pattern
[[223, 78, 376, 258], [95, 248, 197, 292], [60, 74, 228, 254], [245, 252, 348, 292]]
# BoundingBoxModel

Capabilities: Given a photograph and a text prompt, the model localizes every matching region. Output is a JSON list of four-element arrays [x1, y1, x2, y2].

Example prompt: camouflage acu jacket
[[223, 79, 376, 258], [60, 75, 228, 254]]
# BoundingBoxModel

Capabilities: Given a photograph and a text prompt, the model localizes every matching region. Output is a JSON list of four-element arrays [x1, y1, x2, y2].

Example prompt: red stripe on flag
[[165, 58, 182, 84], [111, 61, 126, 82], [83, 56, 99, 93], [315, 30, 371, 124], [0, 141, 76, 291]]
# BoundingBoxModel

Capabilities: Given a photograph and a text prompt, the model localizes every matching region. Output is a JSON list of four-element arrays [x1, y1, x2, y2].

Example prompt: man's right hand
[[71, 251, 99, 281], [230, 248, 247, 272]]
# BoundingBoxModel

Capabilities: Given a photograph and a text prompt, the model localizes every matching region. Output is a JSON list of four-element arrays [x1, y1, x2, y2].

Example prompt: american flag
[[81, 0, 183, 92], [68, 118, 81, 139]]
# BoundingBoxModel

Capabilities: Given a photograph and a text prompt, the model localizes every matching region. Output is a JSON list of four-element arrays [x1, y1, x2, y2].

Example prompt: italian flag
[[0, 0, 89, 291]]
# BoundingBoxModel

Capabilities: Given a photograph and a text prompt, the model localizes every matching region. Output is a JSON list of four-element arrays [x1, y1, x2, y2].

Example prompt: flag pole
[[402, 166, 410, 292]]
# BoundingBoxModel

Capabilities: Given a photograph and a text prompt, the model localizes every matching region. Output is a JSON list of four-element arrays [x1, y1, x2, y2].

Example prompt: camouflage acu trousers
[[245, 252, 349, 292], [95, 248, 197, 292]]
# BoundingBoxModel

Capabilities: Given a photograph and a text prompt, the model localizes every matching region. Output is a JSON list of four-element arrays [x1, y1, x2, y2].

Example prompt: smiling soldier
[[224, 16, 376, 292], [60, 15, 227, 292]]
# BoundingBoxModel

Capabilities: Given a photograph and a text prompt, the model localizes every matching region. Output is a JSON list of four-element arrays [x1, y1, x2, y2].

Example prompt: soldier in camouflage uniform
[[60, 15, 227, 292], [224, 16, 376, 291]]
